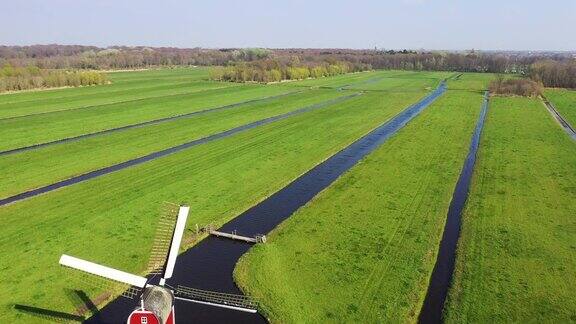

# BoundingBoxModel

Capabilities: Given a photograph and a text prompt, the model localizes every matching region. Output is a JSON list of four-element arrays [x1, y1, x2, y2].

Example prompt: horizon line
[[1, 43, 574, 53]]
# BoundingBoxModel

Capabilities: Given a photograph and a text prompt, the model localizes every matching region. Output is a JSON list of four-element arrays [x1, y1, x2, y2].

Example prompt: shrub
[[489, 76, 542, 97], [0, 64, 108, 93]]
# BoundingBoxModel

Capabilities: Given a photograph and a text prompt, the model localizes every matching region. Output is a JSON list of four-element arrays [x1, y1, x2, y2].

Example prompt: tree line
[[0, 64, 108, 93], [1, 45, 574, 89], [1, 45, 565, 74], [272, 49, 543, 74], [0, 45, 270, 70], [529, 60, 576, 89], [208, 59, 369, 83]]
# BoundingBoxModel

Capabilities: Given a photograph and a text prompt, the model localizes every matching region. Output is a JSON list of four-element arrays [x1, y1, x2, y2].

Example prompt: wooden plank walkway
[[209, 229, 266, 243]]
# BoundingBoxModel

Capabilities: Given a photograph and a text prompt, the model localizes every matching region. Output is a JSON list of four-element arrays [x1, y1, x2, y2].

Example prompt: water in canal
[[88, 83, 447, 323]]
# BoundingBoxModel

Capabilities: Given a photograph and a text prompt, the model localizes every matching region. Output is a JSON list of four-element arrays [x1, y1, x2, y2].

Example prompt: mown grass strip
[[446, 73, 497, 91], [0, 68, 210, 107], [0, 89, 343, 197], [0, 88, 304, 156], [0, 93, 361, 206], [0, 90, 424, 322], [347, 77, 440, 92], [0, 81, 235, 120], [284, 70, 452, 89], [0, 84, 295, 151], [445, 97, 576, 323], [235, 90, 483, 323], [280, 71, 381, 88], [105, 68, 209, 83]]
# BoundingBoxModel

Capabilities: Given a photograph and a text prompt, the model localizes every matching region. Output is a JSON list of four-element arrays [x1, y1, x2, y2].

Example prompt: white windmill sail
[[59, 254, 147, 288], [58, 203, 259, 316], [159, 205, 189, 285]]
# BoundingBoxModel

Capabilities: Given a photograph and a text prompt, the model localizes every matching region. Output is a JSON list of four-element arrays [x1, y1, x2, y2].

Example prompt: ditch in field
[[443, 96, 576, 323], [542, 96, 576, 141], [418, 92, 489, 323], [86, 83, 446, 323]]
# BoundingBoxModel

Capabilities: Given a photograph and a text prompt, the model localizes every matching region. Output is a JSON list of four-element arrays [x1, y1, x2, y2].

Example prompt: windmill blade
[[161, 205, 189, 282], [146, 202, 181, 275], [174, 285, 258, 313], [62, 262, 141, 300], [60, 254, 147, 288]]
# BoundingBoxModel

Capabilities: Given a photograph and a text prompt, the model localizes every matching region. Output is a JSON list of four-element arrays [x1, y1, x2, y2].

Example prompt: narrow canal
[[418, 92, 489, 324], [88, 83, 447, 324]]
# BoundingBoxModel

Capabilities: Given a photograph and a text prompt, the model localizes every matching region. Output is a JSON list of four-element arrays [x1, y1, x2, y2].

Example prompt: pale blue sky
[[2, 0, 575, 50]]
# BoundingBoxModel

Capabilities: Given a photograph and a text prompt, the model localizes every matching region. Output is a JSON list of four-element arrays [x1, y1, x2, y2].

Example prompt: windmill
[[59, 203, 257, 324]]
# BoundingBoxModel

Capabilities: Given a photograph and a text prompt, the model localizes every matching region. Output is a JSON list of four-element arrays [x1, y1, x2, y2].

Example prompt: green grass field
[[0, 68, 210, 109], [0, 70, 428, 321], [280, 71, 384, 88], [545, 88, 576, 127], [1, 68, 572, 323], [0, 89, 351, 198], [444, 97, 576, 322], [282, 70, 452, 89], [346, 76, 440, 92], [0, 84, 303, 151], [235, 90, 484, 323], [446, 73, 497, 91], [0, 81, 235, 119]]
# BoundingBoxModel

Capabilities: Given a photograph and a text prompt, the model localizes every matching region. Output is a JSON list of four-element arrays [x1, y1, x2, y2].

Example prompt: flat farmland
[[446, 73, 497, 91], [282, 70, 451, 89], [0, 81, 235, 119], [0, 84, 299, 151], [281, 71, 381, 87], [346, 76, 440, 92], [0, 69, 432, 321], [0, 68, 214, 118], [3, 68, 571, 323], [235, 90, 484, 322], [0, 89, 351, 198], [445, 97, 576, 322]]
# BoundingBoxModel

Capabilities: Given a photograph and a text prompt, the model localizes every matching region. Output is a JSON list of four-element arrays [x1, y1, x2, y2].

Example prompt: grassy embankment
[[235, 90, 484, 322], [0, 85, 425, 321], [444, 97, 576, 322], [544, 88, 576, 126]]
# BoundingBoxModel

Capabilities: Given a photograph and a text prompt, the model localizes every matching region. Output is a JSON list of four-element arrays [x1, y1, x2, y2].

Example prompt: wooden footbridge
[[201, 224, 266, 244]]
